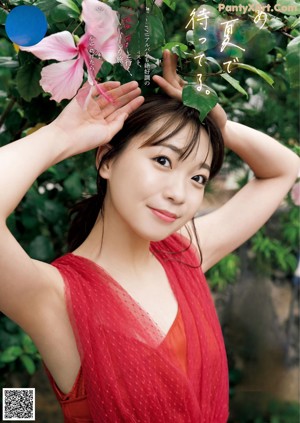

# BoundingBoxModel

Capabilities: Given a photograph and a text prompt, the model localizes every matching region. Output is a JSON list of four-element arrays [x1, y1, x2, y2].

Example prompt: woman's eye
[[154, 156, 172, 168], [192, 175, 208, 186]]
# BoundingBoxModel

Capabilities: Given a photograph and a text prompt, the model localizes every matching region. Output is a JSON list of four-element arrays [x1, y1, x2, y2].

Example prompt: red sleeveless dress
[[44, 234, 229, 422], [43, 307, 186, 422]]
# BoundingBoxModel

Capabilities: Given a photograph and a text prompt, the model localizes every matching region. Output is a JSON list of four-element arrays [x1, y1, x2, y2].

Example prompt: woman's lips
[[149, 207, 177, 223]]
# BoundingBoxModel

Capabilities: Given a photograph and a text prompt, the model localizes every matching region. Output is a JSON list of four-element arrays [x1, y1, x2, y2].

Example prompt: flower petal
[[100, 33, 119, 63], [82, 0, 119, 48], [40, 58, 84, 102], [101, 33, 131, 70], [80, 1, 131, 70], [20, 31, 78, 61], [87, 57, 103, 84]]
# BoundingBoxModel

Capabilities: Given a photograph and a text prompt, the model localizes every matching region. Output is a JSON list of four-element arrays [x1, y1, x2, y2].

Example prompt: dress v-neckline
[[68, 249, 180, 342]]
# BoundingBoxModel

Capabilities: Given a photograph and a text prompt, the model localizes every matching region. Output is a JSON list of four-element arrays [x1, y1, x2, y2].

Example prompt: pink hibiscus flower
[[20, 0, 131, 102]]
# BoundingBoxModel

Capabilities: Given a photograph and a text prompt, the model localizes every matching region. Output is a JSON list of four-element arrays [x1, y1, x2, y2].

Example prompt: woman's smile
[[148, 206, 178, 223]]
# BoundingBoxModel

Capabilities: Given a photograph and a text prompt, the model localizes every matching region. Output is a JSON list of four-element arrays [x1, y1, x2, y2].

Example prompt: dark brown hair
[[67, 94, 224, 254]]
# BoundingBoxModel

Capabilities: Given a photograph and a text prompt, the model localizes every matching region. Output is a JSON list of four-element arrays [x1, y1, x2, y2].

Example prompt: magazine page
[[0, 0, 299, 422]]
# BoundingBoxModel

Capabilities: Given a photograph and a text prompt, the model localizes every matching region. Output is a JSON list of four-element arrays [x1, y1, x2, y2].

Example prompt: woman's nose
[[163, 177, 186, 204]]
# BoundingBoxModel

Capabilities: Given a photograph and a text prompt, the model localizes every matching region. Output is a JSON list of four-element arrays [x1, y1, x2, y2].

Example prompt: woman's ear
[[95, 145, 112, 179]]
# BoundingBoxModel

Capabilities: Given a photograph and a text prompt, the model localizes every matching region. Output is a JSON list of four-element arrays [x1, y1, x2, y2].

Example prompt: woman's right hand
[[50, 80, 144, 156], [152, 50, 184, 101]]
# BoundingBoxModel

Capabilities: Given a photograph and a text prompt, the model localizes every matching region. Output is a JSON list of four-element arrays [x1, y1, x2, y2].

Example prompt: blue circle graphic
[[5, 6, 47, 47]]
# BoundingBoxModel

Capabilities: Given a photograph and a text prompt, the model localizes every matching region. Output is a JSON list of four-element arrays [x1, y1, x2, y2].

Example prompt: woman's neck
[[73, 211, 153, 277]]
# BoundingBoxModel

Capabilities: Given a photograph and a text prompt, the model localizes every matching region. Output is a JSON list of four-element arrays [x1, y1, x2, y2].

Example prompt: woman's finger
[[162, 50, 178, 83], [90, 81, 121, 100], [78, 81, 141, 122], [96, 81, 139, 109], [106, 96, 145, 123], [101, 86, 142, 118], [98, 81, 121, 90], [208, 104, 227, 129], [152, 75, 182, 100]]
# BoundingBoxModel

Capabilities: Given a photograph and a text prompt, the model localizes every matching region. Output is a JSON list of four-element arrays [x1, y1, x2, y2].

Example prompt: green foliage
[[0, 314, 41, 388], [207, 253, 241, 291], [182, 83, 219, 121], [251, 198, 299, 276], [251, 228, 297, 274], [228, 398, 300, 423], [16, 62, 43, 101], [286, 35, 300, 89]]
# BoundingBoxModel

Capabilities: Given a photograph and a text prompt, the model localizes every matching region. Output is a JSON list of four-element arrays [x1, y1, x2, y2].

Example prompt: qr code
[[2, 388, 35, 421]]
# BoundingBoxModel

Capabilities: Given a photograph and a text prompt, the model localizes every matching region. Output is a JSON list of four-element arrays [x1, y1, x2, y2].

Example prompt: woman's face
[[100, 120, 213, 242]]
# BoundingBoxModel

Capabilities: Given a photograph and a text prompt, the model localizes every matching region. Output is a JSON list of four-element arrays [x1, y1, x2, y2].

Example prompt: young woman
[[0, 51, 298, 422]]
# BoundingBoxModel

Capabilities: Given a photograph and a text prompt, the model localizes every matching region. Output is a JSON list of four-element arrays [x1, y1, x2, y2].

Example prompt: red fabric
[[48, 233, 229, 422], [43, 364, 91, 422], [43, 307, 186, 422]]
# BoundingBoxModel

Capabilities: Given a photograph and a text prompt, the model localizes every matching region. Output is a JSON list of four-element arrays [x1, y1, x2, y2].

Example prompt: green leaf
[[235, 63, 274, 86], [0, 8, 8, 25], [57, 0, 81, 15], [286, 36, 300, 89], [291, 17, 300, 29], [243, 29, 276, 68], [182, 84, 218, 121], [50, 4, 78, 22], [149, 47, 163, 59], [0, 57, 19, 69], [0, 346, 23, 363], [34, 0, 58, 15], [163, 42, 188, 52], [121, 0, 142, 8], [144, 13, 165, 51], [163, 0, 176, 11], [127, 60, 144, 81], [20, 354, 36, 375], [267, 17, 285, 31], [128, 13, 165, 59], [186, 30, 194, 46], [275, 0, 300, 16], [150, 3, 164, 20], [22, 334, 38, 355], [98, 61, 113, 79], [206, 57, 222, 70], [221, 73, 248, 97], [16, 63, 43, 102]]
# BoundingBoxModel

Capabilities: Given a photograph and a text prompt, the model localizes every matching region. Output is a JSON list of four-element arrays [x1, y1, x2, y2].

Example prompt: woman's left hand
[[153, 50, 227, 131], [152, 50, 184, 101]]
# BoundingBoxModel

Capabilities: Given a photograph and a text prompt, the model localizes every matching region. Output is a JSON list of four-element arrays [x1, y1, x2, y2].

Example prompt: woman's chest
[[109, 260, 179, 336]]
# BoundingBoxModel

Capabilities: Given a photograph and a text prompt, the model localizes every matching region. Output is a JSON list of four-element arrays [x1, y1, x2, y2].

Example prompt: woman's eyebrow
[[198, 162, 211, 171], [159, 142, 186, 156], [159, 142, 211, 172]]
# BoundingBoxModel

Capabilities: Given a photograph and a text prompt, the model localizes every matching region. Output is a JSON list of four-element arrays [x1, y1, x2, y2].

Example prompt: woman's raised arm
[[197, 121, 299, 271], [0, 81, 143, 328]]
